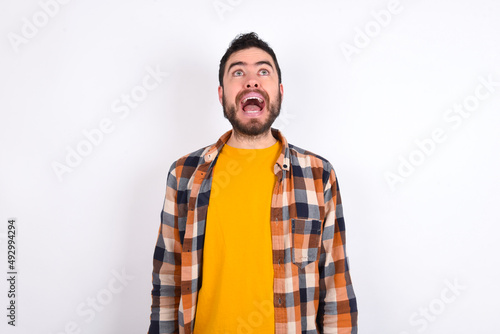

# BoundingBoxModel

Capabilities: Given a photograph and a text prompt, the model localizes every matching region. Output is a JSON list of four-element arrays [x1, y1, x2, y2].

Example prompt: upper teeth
[[243, 97, 263, 103]]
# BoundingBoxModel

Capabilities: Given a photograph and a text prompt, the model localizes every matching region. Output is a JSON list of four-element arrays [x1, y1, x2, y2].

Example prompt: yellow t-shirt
[[193, 140, 281, 334]]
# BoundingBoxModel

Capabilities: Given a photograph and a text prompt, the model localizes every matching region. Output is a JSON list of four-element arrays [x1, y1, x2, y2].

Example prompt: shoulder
[[288, 144, 338, 196], [288, 143, 334, 172], [287, 143, 338, 186]]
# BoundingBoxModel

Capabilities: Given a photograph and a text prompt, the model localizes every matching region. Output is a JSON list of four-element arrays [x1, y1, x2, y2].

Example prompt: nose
[[245, 77, 259, 89]]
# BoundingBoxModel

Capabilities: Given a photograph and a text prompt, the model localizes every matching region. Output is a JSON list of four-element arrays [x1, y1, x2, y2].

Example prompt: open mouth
[[240, 94, 265, 114]]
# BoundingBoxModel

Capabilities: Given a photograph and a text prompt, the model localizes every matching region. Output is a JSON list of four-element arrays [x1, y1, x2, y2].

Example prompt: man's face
[[218, 47, 284, 137]]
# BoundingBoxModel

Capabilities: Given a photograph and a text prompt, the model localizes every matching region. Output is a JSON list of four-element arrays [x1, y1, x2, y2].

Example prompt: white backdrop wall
[[1, 0, 499, 333]]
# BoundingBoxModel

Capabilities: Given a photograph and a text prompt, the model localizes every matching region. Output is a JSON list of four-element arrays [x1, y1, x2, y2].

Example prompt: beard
[[222, 88, 282, 137]]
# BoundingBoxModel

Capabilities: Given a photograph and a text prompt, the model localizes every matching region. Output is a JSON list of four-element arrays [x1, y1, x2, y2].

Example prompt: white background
[[1, 0, 499, 333]]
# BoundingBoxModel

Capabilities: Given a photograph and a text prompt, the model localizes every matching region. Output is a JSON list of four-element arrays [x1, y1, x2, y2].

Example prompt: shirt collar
[[203, 128, 290, 172]]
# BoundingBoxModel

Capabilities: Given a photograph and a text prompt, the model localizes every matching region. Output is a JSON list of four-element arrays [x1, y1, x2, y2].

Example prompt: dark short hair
[[218, 32, 282, 87]]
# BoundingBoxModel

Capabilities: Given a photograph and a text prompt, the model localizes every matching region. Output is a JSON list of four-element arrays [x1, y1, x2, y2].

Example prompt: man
[[149, 32, 357, 334]]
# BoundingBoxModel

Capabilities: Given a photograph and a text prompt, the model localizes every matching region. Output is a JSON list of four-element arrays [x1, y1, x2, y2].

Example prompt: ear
[[279, 83, 284, 99], [218, 86, 223, 105]]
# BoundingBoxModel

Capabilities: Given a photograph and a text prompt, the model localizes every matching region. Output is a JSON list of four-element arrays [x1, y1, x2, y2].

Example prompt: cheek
[[225, 89, 239, 103], [265, 85, 280, 100]]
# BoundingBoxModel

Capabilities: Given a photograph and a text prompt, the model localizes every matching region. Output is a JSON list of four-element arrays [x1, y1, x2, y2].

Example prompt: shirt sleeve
[[317, 166, 358, 333], [149, 163, 182, 334]]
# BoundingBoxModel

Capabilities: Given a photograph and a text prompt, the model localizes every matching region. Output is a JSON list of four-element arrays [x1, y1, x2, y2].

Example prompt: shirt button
[[278, 298, 282, 305]]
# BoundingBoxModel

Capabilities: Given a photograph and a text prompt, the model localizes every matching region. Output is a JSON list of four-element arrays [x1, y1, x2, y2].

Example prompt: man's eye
[[259, 69, 270, 75], [234, 70, 244, 76]]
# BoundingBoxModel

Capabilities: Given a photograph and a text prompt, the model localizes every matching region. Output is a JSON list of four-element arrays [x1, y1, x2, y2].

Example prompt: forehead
[[225, 47, 274, 70]]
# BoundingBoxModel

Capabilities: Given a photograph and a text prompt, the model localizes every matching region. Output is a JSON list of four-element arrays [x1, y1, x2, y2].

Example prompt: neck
[[227, 128, 277, 149]]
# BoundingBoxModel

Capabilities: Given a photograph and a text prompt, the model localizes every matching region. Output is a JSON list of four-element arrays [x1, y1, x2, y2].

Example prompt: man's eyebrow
[[255, 60, 274, 69], [226, 60, 274, 74]]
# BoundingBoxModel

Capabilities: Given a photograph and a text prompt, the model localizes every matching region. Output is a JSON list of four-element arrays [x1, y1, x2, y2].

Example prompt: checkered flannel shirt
[[149, 128, 357, 334]]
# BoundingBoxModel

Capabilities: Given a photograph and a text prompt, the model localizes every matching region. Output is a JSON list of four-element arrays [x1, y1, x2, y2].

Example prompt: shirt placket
[[271, 162, 289, 333], [182, 160, 213, 333]]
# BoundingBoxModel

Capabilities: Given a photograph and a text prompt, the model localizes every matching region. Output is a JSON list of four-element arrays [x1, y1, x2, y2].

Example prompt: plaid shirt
[[149, 129, 357, 334]]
